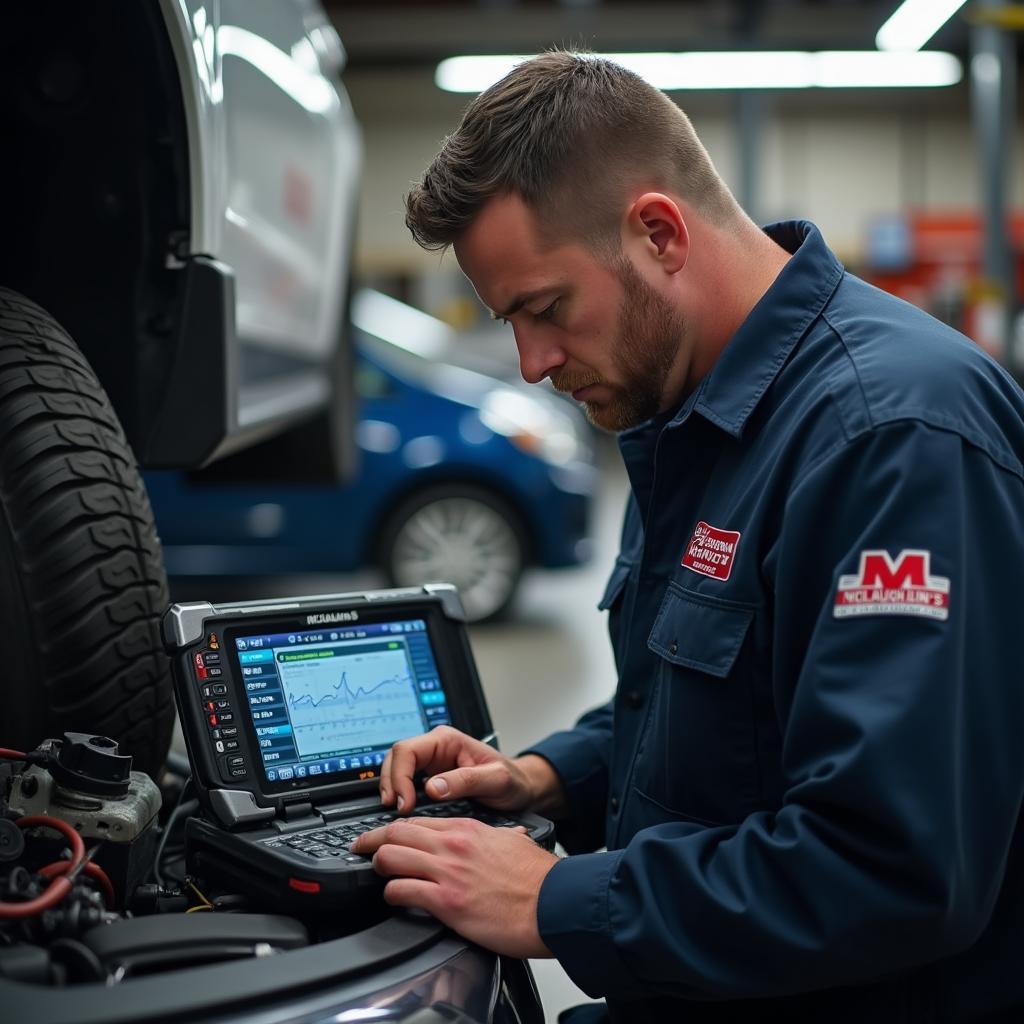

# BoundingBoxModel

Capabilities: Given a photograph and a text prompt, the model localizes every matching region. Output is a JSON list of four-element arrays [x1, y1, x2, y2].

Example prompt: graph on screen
[[277, 644, 424, 757]]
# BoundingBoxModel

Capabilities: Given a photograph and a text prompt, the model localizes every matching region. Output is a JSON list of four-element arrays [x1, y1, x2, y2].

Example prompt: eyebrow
[[488, 286, 559, 321]]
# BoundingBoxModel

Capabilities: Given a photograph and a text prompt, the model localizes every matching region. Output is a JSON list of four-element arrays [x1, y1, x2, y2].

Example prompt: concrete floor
[[169, 438, 628, 1021]]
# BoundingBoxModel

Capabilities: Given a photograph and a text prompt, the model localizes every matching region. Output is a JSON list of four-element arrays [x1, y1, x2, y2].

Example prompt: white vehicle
[[0, 0, 362, 778]]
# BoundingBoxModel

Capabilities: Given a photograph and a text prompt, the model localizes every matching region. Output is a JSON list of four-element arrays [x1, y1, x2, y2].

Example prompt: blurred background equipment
[[147, 292, 598, 623], [331, 0, 1020, 376]]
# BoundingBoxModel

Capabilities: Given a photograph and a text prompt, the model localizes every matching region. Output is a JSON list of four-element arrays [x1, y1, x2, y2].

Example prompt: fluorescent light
[[815, 51, 961, 88], [616, 52, 814, 91], [435, 55, 529, 92], [876, 0, 970, 52], [435, 52, 962, 93]]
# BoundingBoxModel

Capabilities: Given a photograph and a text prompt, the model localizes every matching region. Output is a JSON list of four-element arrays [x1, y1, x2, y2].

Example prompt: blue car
[[145, 318, 596, 621]]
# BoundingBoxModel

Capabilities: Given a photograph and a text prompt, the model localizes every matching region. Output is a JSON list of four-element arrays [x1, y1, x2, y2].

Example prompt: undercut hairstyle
[[405, 50, 741, 256]]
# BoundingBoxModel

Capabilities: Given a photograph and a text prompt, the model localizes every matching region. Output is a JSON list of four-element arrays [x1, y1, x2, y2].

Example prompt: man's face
[[454, 194, 686, 432]]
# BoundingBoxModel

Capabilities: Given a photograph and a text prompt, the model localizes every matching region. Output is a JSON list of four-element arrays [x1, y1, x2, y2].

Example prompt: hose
[[38, 859, 115, 908], [0, 815, 86, 919]]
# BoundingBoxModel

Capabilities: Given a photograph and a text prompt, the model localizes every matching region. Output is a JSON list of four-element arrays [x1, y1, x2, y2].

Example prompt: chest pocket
[[633, 582, 760, 826]]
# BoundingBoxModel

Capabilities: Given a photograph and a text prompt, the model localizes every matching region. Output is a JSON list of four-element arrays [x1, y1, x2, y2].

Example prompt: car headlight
[[478, 387, 584, 466]]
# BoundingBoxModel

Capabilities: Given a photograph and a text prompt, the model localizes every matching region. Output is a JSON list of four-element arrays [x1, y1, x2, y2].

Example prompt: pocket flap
[[647, 586, 754, 678], [597, 560, 632, 611]]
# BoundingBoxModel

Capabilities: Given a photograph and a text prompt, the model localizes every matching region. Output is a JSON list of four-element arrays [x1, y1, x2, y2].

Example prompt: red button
[[194, 652, 205, 670], [288, 878, 320, 894], [208, 714, 218, 727]]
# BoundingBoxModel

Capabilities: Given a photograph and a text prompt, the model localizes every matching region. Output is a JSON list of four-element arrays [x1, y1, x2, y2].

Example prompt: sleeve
[[536, 421, 1024, 1000]]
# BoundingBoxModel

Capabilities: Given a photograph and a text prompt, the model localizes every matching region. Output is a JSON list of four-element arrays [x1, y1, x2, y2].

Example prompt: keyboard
[[261, 800, 527, 865]]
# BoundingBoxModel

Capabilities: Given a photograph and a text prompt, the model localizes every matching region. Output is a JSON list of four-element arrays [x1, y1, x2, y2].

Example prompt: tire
[[0, 288, 173, 779], [379, 483, 527, 623]]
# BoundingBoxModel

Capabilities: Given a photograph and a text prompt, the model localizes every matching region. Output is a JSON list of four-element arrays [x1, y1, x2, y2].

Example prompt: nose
[[512, 324, 566, 385]]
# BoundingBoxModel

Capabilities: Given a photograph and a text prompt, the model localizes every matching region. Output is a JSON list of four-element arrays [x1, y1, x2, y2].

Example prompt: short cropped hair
[[405, 50, 740, 255]]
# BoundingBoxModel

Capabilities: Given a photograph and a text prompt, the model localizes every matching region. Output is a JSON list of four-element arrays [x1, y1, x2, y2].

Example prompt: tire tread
[[0, 287, 173, 777]]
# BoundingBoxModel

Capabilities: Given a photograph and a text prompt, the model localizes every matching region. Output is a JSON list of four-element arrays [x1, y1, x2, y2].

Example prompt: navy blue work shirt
[[527, 221, 1024, 1022]]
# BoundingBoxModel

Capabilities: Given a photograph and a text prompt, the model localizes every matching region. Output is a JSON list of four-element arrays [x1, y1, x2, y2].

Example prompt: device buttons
[[217, 712, 234, 724], [203, 651, 221, 665], [227, 755, 245, 768], [212, 683, 227, 696], [229, 767, 248, 779], [214, 699, 230, 711], [207, 667, 223, 678], [215, 740, 225, 753], [220, 726, 238, 738], [225, 740, 239, 752]]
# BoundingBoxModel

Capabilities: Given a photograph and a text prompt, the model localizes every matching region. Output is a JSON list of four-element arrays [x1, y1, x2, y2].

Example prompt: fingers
[[384, 727, 463, 812], [379, 747, 395, 806], [351, 814, 474, 855], [382, 877, 441, 914], [424, 762, 512, 804], [372, 843, 437, 881]]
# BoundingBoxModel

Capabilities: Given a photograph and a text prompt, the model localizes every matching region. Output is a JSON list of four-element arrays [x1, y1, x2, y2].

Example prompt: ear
[[624, 193, 689, 274]]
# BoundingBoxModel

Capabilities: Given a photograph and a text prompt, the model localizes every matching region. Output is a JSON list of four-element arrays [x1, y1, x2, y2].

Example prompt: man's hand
[[379, 725, 565, 816], [350, 816, 560, 958]]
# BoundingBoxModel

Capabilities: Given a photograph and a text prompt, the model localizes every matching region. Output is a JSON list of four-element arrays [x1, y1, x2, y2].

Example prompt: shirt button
[[610, 795, 620, 814], [625, 690, 643, 709], [669, 640, 678, 655]]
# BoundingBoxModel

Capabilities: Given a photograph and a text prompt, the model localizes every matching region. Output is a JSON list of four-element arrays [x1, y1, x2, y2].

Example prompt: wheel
[[0, 288, 174, 779], [379, 484, 527, 622]]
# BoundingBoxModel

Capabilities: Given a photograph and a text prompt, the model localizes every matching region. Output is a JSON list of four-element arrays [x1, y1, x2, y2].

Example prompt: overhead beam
[[326, 1, 890, 65]]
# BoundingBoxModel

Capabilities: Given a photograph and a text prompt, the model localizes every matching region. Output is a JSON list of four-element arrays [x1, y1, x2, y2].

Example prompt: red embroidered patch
[[681, 521, 741, 581]]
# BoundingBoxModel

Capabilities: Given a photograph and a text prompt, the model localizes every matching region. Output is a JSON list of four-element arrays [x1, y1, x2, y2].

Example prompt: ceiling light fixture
[[875, 0, 971, 52], [435, 51, 962, 94]]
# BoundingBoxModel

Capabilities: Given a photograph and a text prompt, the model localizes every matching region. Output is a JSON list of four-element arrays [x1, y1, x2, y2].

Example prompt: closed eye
[[490, 298, 559, 326], [534, 299, 559, 323]]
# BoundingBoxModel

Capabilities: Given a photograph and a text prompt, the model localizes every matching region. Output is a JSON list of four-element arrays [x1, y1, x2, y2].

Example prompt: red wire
[[38, 860, 115, 908], [0, 748, 27, 760], [0, 815, 86, 919]]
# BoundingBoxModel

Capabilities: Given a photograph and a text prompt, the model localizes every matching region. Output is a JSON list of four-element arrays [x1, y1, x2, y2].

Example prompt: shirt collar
[[673, 219, 844, 439]]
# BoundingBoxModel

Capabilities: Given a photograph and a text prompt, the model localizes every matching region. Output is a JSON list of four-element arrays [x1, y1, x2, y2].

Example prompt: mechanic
[[351, 51, 1024, 1022]]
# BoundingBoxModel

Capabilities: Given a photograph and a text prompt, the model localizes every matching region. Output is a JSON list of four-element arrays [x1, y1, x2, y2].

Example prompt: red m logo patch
[[835, 549, 950, 621], [858, 551, 928, 589]]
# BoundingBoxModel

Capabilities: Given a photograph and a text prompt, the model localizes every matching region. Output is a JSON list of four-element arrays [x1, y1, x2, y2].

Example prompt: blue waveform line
[[288, 670, 412, 710]]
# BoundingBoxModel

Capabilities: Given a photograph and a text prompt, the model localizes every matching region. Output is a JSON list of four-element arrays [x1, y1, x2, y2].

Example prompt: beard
[[551, 256, 685, 432]]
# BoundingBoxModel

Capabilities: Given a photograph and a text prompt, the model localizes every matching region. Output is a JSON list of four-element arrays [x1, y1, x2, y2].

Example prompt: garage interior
[[3, 0, 1023, 1019]]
